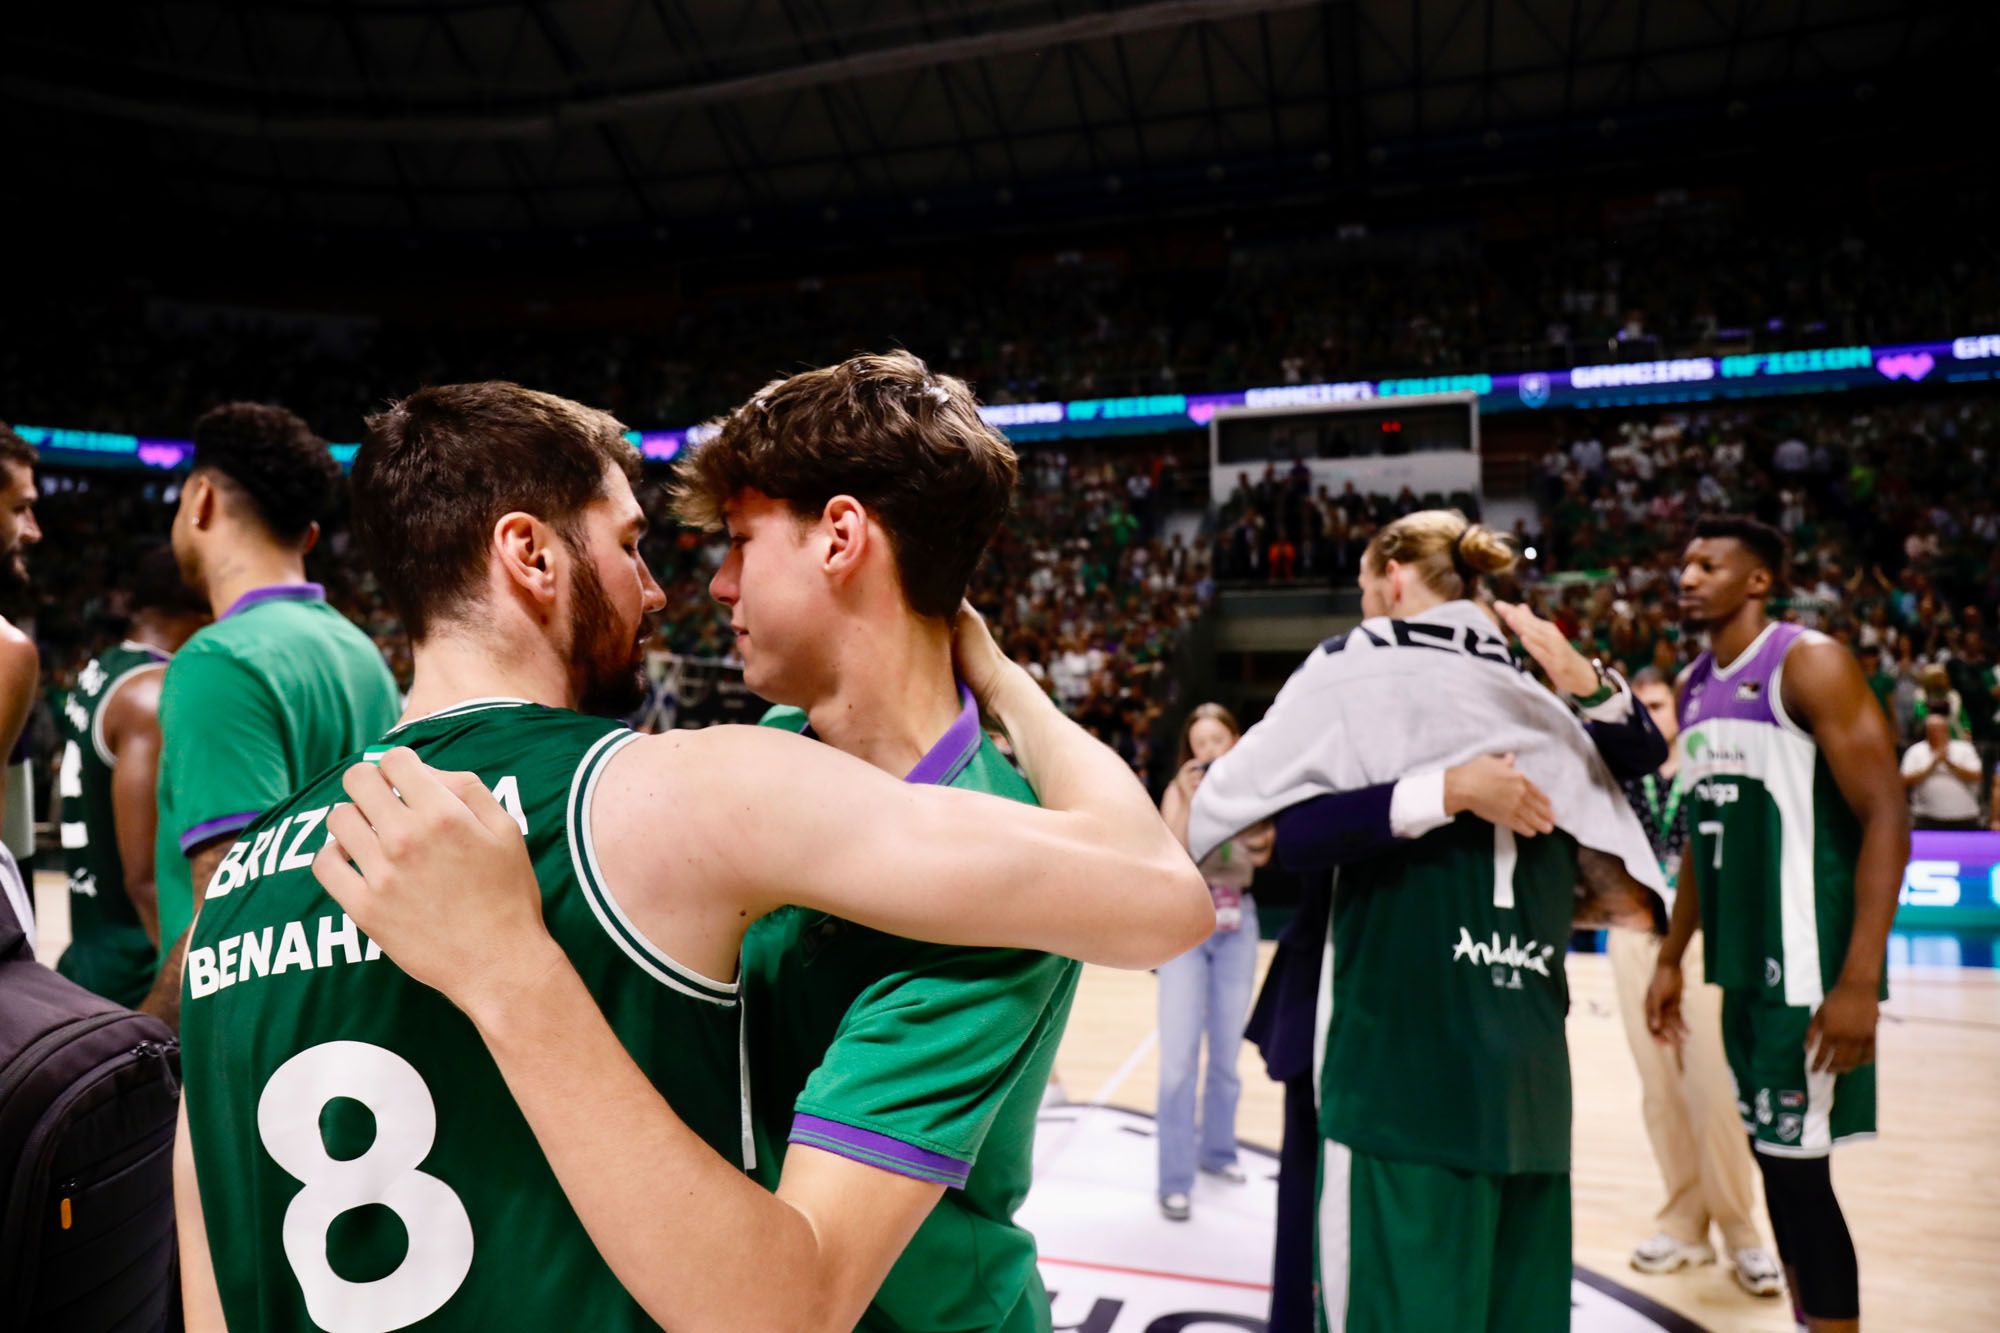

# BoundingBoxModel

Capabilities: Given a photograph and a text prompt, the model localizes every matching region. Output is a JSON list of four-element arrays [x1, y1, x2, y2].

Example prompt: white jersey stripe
[[1678, 713, 1827, 1007], [1317, 1139, 1354, 1332], [88, 659, 168, 769], [1801, 1063, 1837, 1155], [566, 730, 739, 1009], [1312, 882, 1335, 1113]]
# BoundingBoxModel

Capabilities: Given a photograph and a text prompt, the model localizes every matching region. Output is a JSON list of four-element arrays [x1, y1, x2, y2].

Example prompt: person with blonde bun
[[1192, 510, 1670, 1332]]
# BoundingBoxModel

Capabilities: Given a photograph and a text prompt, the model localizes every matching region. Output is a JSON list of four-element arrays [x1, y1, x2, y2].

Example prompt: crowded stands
[[1521, 395, 2000, 760]]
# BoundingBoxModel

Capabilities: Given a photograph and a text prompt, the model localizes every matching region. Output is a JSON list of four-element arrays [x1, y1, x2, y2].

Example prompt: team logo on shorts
[[1755, 1088, 1774, 1126], [1776, 1113, 1803, 1143], [1764, 957, 1783, 988], [1778, 1090, 1806, 1110]]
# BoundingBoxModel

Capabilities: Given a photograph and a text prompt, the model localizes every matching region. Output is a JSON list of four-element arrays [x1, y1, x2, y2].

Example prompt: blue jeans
[[1156, 900, 1259, 1196]]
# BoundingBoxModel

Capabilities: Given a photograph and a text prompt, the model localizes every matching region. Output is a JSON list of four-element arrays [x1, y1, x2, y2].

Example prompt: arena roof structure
[[3, 0, 1987, 249]]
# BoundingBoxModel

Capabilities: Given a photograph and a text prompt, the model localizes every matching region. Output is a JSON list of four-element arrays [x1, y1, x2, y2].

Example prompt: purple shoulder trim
[[903, 683, 981, 787], [789, 1113, 973, 1188], [220, 582, 326, 620], [180, 810, 259, 853]]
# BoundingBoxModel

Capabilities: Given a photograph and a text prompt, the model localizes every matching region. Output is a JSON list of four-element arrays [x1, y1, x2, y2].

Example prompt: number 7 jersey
[[1676, 623, 1868, 1005], [181, 699, 746, 1333]]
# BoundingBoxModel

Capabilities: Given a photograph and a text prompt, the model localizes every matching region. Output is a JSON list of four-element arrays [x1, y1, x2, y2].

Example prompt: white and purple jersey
[[1677, 622, 1865, 1005]]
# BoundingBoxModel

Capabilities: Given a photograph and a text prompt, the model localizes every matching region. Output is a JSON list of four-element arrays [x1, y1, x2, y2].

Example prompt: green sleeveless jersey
[[1677, 622, 1874, 1005], [182, 699, 746, 1333], [744, 696, 1079, 1333], [1319, 817, 1580, 1176], [54, 641, 171, 1007]]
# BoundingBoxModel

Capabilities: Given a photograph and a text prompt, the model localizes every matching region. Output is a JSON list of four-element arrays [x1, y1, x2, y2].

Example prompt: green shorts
[[1315, 1141, 1569, 1333], [1721, 989, 1877, 1158]]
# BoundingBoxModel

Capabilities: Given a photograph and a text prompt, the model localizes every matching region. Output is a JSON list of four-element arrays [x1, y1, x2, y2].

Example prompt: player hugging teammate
[[1188, 510, 1672, 1332], [174, 366, 1213, 1332]]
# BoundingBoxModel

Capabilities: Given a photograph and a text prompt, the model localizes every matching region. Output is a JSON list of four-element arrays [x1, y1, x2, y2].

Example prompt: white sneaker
[[1731, 1246, 1784, 1297], [1200, 1162, 1248, 1184], [1159, 1192, 1191, 1222], [1629, 1233, 1716, 1274]]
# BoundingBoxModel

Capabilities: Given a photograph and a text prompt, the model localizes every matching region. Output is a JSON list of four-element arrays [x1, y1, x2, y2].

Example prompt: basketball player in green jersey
[[144, 402, 401, 1024], [1647, 515, 1906, 1333], [54, 547, 209, 1006], [179, 381, 1210, 1332], [695, 353, 1075, 1332]]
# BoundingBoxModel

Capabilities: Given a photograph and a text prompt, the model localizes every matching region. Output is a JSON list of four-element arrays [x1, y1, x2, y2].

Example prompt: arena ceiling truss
[[0, 0, 1985, 240]]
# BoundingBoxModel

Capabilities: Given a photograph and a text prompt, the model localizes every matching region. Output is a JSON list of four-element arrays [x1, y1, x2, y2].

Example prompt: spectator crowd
[[1216, 465, 1483, 583]]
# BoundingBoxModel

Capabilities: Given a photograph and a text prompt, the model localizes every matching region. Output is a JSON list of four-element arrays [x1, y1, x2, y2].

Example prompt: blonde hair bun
[[1364, 508, 1516, 594]]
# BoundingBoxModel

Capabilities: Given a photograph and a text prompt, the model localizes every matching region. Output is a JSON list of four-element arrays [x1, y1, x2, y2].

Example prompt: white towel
[[1188, 600, 1666, 911]]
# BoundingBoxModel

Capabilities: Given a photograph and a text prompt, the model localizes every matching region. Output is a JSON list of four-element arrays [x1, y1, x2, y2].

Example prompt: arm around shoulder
[[610, 721, 1210, 970]]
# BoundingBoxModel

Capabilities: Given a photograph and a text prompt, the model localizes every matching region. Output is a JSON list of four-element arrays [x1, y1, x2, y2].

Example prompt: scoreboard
[[1208, 392, 1480, 506], [1213, 398, 1479, 466]]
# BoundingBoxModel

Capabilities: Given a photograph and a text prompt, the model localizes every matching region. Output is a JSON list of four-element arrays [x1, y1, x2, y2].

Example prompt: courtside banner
[[1897, 830, 2000, 931]]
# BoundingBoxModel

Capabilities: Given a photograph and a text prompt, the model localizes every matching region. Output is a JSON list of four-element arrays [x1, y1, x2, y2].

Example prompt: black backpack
[[0, 888, 183, 1332]]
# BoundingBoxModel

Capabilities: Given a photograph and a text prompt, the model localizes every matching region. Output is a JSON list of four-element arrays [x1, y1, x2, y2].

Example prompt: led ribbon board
[[15, 334, 2000, 470]]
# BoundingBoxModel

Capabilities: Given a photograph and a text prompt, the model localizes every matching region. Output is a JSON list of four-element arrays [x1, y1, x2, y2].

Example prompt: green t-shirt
[[155, 586, 400, 963], [1320, 817, 1580, 1176], [182, 700, 746, 1331], [54, 641, 171, 1007], [743, 694, 1080, 1333]]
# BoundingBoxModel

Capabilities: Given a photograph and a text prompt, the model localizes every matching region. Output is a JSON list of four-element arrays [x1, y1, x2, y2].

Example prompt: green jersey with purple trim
[[155, 583, 399, 966], [743, 691, 1079, 1333], [182, 699, 746, 1331]]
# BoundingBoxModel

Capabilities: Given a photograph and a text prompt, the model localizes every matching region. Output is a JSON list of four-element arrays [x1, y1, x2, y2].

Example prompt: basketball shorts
[[1315, 1140, 1569, 1333], [1721, 989, 1877, 1159]]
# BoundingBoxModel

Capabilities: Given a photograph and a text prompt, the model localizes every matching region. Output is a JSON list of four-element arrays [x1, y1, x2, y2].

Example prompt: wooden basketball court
[[1050, 940, 2000, 1332], [31, 878, 1998, 1330]]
